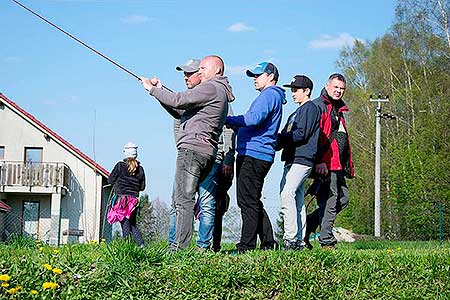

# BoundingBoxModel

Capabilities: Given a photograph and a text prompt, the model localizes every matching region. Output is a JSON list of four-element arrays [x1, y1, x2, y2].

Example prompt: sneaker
[[168, 243, 179, 253], [295, 241, 305, 251], [283, 240, 298, 251]]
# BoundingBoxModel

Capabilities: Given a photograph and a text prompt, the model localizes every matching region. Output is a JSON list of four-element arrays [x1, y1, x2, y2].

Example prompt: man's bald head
[[198, 55, 225, 83]]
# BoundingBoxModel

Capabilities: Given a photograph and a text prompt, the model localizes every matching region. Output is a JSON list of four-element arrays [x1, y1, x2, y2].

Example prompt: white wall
[[0, 102, 106, 242]]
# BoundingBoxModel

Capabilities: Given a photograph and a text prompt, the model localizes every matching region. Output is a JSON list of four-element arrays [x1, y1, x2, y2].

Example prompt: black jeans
[[236, 155, 275, 251], [120, 209, 144, 246], [305, 171, 349, 246]]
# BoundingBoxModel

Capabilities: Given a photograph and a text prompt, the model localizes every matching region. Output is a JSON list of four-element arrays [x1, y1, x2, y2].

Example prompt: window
[[0, 146, 4, 159], [24, 147, 43, 164], [22, 201, 40, 238]]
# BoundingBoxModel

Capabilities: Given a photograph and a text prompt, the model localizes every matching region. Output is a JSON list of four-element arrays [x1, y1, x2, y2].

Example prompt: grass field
[[1, 237, 449, 299]]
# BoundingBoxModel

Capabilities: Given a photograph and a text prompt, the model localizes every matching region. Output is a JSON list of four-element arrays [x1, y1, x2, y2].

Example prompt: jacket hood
[[210, 76, 235, 103], [320, 87, 347, 110], [267, 85, 287, 104]]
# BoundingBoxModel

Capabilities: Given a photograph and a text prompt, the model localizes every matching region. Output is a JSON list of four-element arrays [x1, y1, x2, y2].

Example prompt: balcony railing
[[0, 161, 69, 189]]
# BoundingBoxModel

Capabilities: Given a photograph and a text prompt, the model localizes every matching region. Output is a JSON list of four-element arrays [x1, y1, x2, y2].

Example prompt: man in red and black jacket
[[304, 73, 354, 249]]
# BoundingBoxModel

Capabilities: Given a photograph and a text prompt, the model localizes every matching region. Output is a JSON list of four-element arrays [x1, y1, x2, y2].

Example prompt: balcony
[[0, 161, 69, 194]]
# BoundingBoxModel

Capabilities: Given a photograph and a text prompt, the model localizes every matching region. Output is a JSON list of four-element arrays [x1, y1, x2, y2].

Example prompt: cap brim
[[176, 66, 199, 72], [282, 84, 294, 88], [246, 70, 263, 77]]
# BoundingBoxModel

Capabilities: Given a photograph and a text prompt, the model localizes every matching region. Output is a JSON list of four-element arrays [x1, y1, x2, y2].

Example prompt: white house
[[0, 93, 112, 244]]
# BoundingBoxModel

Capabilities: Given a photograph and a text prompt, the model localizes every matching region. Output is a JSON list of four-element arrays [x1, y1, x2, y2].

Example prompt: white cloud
[[227, 22, 255, 32], [308, 33, 361, 49], [121, 15, 152, 25], [42, 99, 57, 106], [4, 57, 21, 63]]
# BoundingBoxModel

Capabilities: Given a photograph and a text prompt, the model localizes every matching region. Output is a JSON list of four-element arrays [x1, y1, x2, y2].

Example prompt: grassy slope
[[1, 239, 449, 300]]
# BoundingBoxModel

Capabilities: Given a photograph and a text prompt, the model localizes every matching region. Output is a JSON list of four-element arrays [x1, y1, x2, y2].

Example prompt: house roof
[[0, 93, 110, 178], [0, 200, 11, 212]]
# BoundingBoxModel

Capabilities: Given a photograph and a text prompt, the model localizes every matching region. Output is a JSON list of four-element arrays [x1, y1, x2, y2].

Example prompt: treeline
[[335, 0, 450, 239]]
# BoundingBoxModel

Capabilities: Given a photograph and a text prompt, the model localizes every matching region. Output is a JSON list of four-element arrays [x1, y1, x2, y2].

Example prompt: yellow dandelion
[[42, 282, 59, 290], [30, 289, 38, 295], [43, 263, 53, 270], [6, 287, 17, 294], [52, 268, 63, 275], [89, 240, 97, 244], [0, 274, 10, 282], [396, 247, 402, 251], [39, 246, 44, 252], [386, 249, 394, 254], [1, 282, 9, 287], [53, 249, 60, 255], [100, 238, 106, 243]]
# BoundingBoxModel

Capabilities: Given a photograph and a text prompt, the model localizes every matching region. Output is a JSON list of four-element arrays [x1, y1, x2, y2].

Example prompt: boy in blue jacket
[[277, 75, 321, 250], [226, 62, 286, 252]]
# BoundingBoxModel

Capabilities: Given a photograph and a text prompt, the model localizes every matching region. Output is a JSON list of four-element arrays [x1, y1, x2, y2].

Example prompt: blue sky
[[1, 0, 397, 207]]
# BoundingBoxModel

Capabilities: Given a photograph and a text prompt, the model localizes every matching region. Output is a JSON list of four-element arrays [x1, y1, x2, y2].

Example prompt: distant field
[[1, 237, 449, 299]]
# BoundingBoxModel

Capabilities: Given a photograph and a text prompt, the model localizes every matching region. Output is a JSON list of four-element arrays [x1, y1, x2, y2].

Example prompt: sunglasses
[[184, 71, 198, 78]]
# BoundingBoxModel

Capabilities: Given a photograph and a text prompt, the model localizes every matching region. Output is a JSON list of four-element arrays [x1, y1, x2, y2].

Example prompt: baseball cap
[[246, 62, 279, 81], [283, 75, 313, 90], [176, 59, 201, 72]]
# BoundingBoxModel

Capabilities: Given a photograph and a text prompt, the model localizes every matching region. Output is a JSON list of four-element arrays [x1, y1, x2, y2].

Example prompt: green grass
[[1, 238, 449, 299]]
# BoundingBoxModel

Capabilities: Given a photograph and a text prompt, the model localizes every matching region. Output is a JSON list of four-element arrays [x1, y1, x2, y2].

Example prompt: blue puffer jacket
[[226, 86, 286, 162]]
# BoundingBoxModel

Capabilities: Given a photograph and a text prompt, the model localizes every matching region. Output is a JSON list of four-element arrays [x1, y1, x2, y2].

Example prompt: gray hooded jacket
[[150, 76, 235, 157]]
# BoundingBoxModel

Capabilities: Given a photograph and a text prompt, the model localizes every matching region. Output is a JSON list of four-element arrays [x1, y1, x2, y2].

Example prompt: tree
[[335, 0, 450, 239], [138, 194, 170, 241]]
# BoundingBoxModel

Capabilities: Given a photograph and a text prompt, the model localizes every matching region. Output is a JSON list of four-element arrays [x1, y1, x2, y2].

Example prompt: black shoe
[[304, 239, 313, 250], [261, 241, 278, 251], [303, 234, 313, 250]]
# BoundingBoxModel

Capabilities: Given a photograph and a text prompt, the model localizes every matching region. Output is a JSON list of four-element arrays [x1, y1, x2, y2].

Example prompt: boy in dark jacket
[[277, 75, 321, 250]]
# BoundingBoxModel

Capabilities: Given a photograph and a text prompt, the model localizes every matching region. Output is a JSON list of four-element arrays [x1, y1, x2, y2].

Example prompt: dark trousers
[[173, 148, 214, 250], [305, 171, 349, 246], [236, 155, 275, 251], [121, 209, 144, 246], [212, 169, 233, 252]]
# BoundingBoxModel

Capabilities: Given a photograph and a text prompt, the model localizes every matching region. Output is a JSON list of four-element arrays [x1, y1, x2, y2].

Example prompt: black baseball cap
[[283, 75, 314, 90]]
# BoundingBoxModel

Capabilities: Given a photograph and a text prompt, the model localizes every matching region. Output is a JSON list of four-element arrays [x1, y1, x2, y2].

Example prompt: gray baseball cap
[[176, 59, 201, 72]]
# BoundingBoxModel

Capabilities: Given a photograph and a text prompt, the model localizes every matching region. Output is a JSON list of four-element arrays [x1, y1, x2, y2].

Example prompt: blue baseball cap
[[246, 62, 279, 81]]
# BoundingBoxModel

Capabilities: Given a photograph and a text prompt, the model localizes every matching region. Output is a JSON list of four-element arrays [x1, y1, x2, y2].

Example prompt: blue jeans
[[279, 163, 312, 244], [169, 148, 214, 250], [168, 161, 221, 249]]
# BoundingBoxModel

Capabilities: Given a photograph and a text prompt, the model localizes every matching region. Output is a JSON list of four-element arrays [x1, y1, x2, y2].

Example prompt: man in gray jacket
[[141, 55, 235, 250]]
